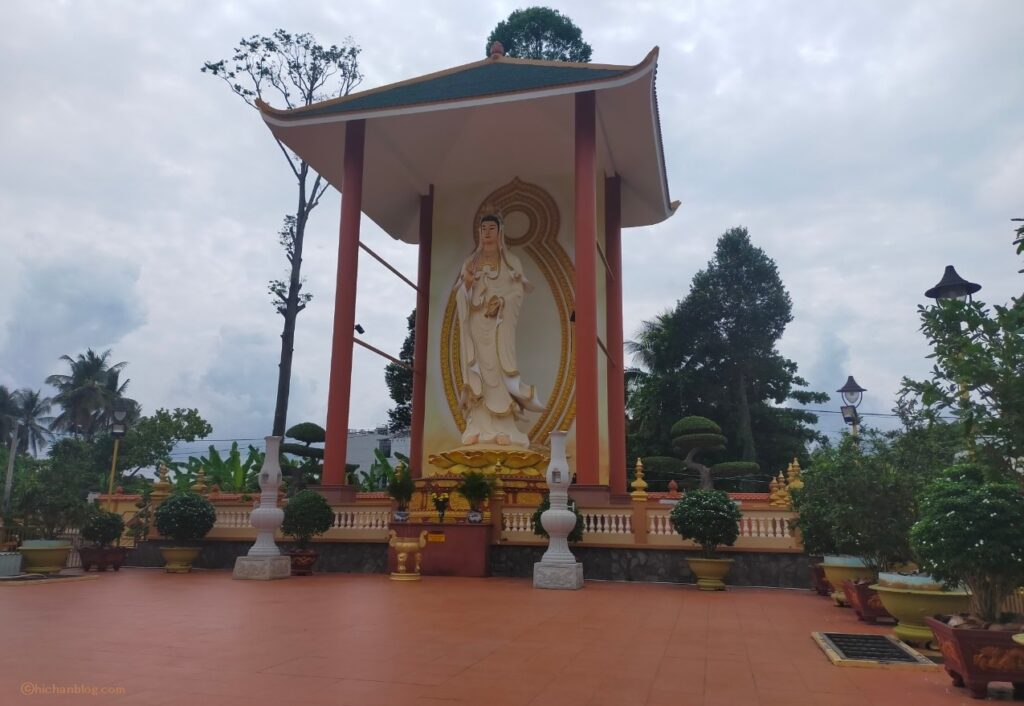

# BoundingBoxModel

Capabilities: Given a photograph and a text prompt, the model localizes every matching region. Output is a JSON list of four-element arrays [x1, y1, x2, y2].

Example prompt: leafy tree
[[911, 463, 1024, 623], [17, 439, 97, 538], [12, 389, 54, 456], [486, 7, 592, 62], [791, 434, 921, 571], [281, 489, 335, 548], [901, 222, 1024, 479], [627, 227, 827, 482], [671, 416, 759, 490], [202, 30, 363, 437], [114, 408, 212, 480], [45, 348, 137, 439], [384, 310, 415, 433], [0, 385, 17, 447]]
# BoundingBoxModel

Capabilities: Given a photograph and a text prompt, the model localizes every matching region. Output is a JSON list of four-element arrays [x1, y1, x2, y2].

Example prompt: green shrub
[[455, 471, 494, 511], [911, 463, 1024, 623], [387, 463, 415, 510], [670, 489, 741, 557], [532, 494, 584, 542], [81, 508, 125, 547], [282, 490, 335, 548], [154, 492, 216, 545]]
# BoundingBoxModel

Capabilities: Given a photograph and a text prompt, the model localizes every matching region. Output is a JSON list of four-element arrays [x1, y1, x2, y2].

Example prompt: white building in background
[[346, 427, 410, 474]]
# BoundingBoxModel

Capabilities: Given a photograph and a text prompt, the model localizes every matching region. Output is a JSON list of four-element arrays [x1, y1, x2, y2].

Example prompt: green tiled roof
[[293, 62, 630, 118]]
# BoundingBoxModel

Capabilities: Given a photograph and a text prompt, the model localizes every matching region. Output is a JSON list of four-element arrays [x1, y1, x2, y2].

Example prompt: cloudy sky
[[2, 0, 1022, 458]]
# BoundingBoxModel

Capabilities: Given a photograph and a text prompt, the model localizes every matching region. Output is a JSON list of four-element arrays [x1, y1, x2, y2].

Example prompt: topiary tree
[[911, 463, 1024, 623], [282, 422, 327, 490], [671, 416, 759, 489], [81, 508, 125, 547], [669, 489, 741, 558], [282, 489, 335, 549], [154, 492, 216, 545]]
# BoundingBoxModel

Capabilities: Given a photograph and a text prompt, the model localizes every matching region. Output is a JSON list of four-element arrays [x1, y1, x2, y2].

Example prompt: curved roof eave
[[257, 48, 676, 240]]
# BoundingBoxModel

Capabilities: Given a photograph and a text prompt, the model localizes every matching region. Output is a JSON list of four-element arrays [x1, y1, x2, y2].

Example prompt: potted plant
[[431, 492, 450, 524], [387, 462, 415, 522], [153, 492, 217, 573], [17, 493, 87, 575], [454, 471, 494, 523], [911, 464, 1024, 698], [281, 489, 335, 575], [79, 508, 127, 572], [669, 489, 741, 591], [792, 435, 916, 608]]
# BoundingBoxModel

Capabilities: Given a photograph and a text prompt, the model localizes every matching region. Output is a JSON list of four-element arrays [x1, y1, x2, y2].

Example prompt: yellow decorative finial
[[630, 458, 648, 500], [786, 457, 804, 491], [191, 467, 208, 495]]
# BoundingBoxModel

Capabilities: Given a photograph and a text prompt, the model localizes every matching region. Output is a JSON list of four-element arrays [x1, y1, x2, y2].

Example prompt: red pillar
[[605, 175, 627, 495], [409, 186, 434, 479], [322, 120, 366, 489], [574, 91, 600, 486]]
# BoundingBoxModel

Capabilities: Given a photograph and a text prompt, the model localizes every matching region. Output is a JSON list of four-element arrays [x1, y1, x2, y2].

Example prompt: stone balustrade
[[99, 488, 801, 552]]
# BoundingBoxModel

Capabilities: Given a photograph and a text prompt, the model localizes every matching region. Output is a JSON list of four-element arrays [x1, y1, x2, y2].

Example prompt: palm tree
[[45, 349, 136, 439], [13, 389, 54, 456], [0, 385, 18, 447]]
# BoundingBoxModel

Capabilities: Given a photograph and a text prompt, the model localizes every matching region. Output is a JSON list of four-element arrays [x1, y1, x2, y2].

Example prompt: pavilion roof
[[257, 49, 677, 243]]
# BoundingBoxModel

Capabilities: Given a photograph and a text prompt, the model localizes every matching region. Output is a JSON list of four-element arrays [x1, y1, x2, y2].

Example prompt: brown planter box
[[843, 580, 895, 624], [811, 563, 832, 596], [925, 615, 1024, 699], [389, 521, 490, 577], [79, 547, 129, 572]]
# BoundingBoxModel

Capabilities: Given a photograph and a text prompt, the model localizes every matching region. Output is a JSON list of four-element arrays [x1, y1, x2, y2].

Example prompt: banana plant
[[169, 442, 264, 492]]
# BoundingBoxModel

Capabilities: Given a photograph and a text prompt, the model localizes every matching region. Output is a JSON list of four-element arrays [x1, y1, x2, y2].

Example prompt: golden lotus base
[[427, 445, 549, 478], [390, 571, 421, 581]]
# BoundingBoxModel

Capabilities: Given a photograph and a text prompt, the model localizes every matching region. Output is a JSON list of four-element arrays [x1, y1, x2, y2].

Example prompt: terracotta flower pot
[[843, 580, 894, 624], [287, 548, 319, 576], [820, 558, 876, 606], [686, 557, 734, 591], [926, 615, 1024, 699], [19, 540, 72, 574], [160, 546, 202, 574], [872, 585, 971, 646]]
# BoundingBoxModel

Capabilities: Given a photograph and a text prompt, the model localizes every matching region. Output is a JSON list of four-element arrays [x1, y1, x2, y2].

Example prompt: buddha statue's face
[[479, 220, 500, 252]]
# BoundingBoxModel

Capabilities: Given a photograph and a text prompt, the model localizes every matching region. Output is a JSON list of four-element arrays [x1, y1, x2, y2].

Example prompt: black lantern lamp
[[837, 376, 866, 431], [111, 401, 129, 439], [924, 265, 981, 302]]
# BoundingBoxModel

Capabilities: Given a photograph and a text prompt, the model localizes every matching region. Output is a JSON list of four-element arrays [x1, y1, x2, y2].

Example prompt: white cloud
[[2, 0, 1023, 448]]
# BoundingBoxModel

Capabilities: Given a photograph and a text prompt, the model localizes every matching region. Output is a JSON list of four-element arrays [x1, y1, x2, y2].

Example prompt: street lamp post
[[106, 402, 129, 511], [837, 376, 866, 437], [924, 264, 981, 455]]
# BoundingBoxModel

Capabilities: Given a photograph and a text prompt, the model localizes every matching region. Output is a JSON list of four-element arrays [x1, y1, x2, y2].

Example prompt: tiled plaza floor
[[0, 568, 1009, 705]]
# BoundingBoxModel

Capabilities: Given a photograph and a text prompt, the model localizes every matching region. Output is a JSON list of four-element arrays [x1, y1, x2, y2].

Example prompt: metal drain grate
[[811, 632, 939, 670]]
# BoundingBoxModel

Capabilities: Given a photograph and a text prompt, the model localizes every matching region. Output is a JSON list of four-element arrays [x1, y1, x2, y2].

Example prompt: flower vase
[[437, 510, 446, 524]]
